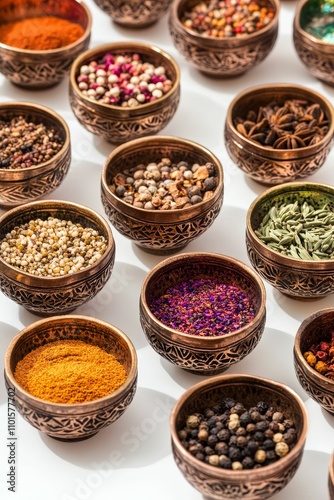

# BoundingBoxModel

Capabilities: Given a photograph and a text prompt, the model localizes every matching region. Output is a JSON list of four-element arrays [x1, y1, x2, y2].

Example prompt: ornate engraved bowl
[[4, 315, 138, 441], [224, 83, 334, 185], [246, 181, 334, 299], [92, 0, 173, 28], [329, 452, 334, 500], [101, 135, 224, 254], [69, 42, 180, 144], [294, 307, 334, 415], [170, 374, 308, 499], [0, 0, 91, 89], [168, 0, 279, 77], [293, 0, 334, 86], [0, 101, 71, 208], [139, 252, 266, 375], [0, 200, 115, 315]]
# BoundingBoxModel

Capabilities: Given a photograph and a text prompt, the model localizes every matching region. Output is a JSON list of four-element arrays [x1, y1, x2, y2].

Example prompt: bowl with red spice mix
[[170, 373, 308, 499], [140, 252, 266, 374], [0, 101, 71, 208], [0, 0, 92, 89], [4, 315, 138, 441], [69, 41, 180, 144], [246, 181, 334, 299], [0, 199, 115, 315], [224, 83, 334, 185], [168, 0, 279, 77], [92, 0, 174, 28], [294, 307, 334, 415], [101, 135, 224, 254]]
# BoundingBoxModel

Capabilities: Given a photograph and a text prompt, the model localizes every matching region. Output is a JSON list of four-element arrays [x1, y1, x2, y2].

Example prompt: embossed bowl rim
[[293, 0, 334, 52], [4, 314, 138, 413], [0, 101, 70, 181]]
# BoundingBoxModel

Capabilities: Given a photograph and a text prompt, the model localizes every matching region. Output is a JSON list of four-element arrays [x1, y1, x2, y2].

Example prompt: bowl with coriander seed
[[246, 181, 334, 299]]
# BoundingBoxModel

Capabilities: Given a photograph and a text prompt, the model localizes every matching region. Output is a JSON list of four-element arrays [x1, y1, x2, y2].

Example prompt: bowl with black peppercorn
[[92, 0, 173, 28], [224, 83, 334, 185], [101, 135, 224, 254], [168, 0, 279, 77], [246, 181, 334, 299], [170, 373, 308, 499], [0, 101, 71, 208], [139, 252, 266, 375], [69, 41, 180, 144], [4, 315, 138, 441], [0, 0, 92, 89], [0, 199, 115, 315], [294, 307, 334, 415]]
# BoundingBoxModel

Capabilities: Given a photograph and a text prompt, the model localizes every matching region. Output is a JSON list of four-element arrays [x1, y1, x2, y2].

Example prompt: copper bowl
[[139, 252, 266, 375], [0, 0, 91, 89], [0, 101, 71, 208], [0, 200, 115, 315], [92, 0, 173, 28], [329, 452, 334, 499], [293, 0, 334, 86], [69, 42, 180, 145], [168, 0, 279, 77], [101, 135, 224, 254], [224, 83, 334, 185], [170, 374, 308, 499], [294, 307, 334, 415], [246, 181, 334, 299], [4, 315, 137, 441]]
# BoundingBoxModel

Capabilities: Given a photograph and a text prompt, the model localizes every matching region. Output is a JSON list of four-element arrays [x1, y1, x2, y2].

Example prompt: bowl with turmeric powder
[[294, 307, 334, 415], [0, 199, 115, 315], [4, 315, 138, 441], [0, 0, 92, 89]]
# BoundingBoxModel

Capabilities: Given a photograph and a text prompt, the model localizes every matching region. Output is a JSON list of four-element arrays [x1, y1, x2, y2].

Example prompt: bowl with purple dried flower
[[139, 252, 266, 375], [224, 83, 334, 185], [92, 0, 173, 28], [69, 41, 180, 144], [294, 307, 334, 415]]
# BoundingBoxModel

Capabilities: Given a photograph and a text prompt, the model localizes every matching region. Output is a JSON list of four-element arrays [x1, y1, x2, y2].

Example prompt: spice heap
[[303, 331, 334, 379], [303, 2, 334, 43], [0, 217, 107, 276], [76, 53, 173, 107], [109, 159, 218, 210], [14, 340, 127, 404], [181, 0, 275, 37], [234, 100, 329, 149], [0, 115, 64, 170], [255, 199, 334, 260], [150, 278, 256, 336], [178, 398, 298, 469]]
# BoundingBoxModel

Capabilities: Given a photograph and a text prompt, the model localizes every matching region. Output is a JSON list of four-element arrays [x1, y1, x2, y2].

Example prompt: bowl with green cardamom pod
[[224, 83, 334, 185], [246, 181, 334, 299]]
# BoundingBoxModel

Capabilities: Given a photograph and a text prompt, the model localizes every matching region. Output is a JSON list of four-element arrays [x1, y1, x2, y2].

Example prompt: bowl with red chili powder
[[4, 315, 138, 441], [0, 0, 92, 89], [140, 252, 266, 375], [294, 307, 334, 416], [168, 0, 279, 77], [92, 0, 173, 28]]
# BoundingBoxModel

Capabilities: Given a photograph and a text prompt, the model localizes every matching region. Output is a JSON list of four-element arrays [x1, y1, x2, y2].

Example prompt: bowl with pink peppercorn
[[92, 0, 173, 28], [139, 252, 267, 375], [69, 41, 180, 144], [294, 307, 334, 415], [168, 0, 279, 77]]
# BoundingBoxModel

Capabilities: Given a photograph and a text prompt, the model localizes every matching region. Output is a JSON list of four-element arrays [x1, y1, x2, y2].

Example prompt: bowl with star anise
[[224, 83, 334, 185]]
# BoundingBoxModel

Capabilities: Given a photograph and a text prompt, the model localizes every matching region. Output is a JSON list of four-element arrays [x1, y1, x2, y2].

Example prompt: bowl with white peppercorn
[[0, 200, 115, 315], [139, 252, 266, 375], [246, 181, 334, 299], [4, 315, 138, 441], [69, 41, 180, 144], [0, 101, 71, 208], [294, 307, 334, 415], [224, 83, 334, 185], [101, 135, 224, 254], [92, 0, 173, 28], [0, 0, 92, 89], [170, 374, 308, 499], [168, 0, 279, 77]]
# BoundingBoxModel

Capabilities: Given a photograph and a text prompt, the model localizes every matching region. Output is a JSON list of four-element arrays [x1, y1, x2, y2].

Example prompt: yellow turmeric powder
[[14, 340, 127, 404]]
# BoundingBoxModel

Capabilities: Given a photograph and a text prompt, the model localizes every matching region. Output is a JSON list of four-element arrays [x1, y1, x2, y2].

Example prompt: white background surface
[[0, 0, 334, 499]]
